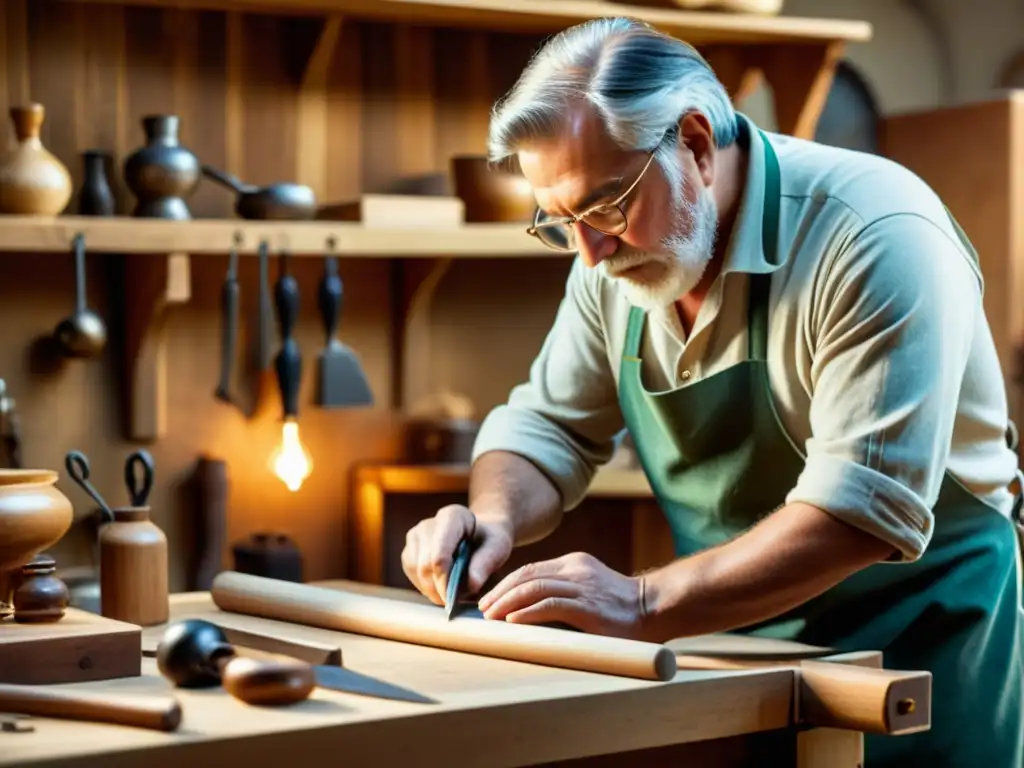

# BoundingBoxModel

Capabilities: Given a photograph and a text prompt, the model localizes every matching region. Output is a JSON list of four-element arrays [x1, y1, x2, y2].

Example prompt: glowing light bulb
[[269, 418, 313, 492]]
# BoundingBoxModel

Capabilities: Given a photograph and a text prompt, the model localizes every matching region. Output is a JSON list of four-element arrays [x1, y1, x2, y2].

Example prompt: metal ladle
[[53, 233, 107, 358], [201, 165, 317, 221]]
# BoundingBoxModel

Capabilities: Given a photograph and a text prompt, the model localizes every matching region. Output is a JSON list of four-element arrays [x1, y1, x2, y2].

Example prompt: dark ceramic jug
[[77, 150, 115, 216], [123, 115, 200, 220]]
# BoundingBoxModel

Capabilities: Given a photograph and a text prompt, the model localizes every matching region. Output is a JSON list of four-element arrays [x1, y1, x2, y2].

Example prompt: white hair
[[488, 17, 738, 182]]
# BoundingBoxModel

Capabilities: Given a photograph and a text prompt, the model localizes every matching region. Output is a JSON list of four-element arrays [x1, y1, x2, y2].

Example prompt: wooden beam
[[63, 0, 873, 46]]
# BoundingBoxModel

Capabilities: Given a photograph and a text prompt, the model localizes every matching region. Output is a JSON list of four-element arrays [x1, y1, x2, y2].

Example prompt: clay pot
[[0, 470, 74, 619], [123, 115, 201, 220], [0, 104, 73, 215]]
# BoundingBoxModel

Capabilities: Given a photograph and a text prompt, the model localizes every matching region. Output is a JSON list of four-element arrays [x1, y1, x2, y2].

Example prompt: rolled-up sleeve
[[471, 257, 625, 510], [785, 213, 981, 561]]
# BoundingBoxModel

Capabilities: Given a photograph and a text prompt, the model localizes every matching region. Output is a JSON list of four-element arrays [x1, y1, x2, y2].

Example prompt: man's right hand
[[400, 504, 514, 605]]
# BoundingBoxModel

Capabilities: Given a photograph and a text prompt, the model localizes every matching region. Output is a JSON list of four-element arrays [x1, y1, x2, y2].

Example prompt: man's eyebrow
[[565, 178, 624, 214]]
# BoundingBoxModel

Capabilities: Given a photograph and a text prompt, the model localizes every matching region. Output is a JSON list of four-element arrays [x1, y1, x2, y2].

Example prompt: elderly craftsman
[[400, 17, 1023, 766]]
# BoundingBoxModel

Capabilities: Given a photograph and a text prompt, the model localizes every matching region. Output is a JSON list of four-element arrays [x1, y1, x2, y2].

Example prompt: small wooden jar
[[99, 506, 168, 627], [13, 553, 69, 623]]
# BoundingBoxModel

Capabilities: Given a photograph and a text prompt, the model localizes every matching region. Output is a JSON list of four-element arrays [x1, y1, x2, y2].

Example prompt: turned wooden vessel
[[0, 104, 73, 215], [0, 470, 74, 620], [99, 506, 169, 627]]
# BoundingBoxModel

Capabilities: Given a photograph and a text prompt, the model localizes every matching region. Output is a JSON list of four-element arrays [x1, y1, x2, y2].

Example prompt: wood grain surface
[[0, 608, 141, 685], [0, 589, 808, 768]]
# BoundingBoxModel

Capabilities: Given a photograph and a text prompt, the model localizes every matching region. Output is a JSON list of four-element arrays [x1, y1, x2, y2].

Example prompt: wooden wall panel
[[0, 0, 572, 590]]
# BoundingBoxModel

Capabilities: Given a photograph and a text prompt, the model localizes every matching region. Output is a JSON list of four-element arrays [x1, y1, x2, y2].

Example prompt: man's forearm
[[640, 502, 897, 641], [469, 450, 564, 546]]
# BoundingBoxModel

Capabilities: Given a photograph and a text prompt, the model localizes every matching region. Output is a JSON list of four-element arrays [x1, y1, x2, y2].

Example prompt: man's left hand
[[477, 552, 644, 638]]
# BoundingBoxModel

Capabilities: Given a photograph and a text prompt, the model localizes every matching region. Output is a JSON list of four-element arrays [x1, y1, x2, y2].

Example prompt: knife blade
[[313, 664, 437, 704], [445, 537, 472, 621]]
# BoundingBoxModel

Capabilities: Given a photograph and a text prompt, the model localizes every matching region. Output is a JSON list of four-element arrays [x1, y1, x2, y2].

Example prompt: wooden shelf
[[0, 215, 550, 258], [69, 0, 872, 46], [354, 462, 654, 498]]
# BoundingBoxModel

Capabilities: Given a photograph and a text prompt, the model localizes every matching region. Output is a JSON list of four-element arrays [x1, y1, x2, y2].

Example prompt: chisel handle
[[0, 684, 182, 731]]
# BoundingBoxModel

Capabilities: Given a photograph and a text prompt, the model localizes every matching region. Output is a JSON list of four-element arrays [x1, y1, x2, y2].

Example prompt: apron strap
[[624, 305, 645, 361], [748, 128, 782, 362]]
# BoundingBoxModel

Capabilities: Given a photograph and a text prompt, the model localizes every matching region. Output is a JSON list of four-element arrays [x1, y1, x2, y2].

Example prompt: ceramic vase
[[0, 104, 73, 216], [123, 115, 201, 220], [77, 150, 116, 216], [0, 470, 74, 619]]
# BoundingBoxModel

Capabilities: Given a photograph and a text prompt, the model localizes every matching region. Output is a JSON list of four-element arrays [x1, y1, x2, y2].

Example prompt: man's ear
[[677, 112, 716, 188]]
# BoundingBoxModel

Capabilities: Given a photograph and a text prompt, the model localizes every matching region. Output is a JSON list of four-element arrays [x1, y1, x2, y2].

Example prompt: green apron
[[618, 126, 1024, 766]]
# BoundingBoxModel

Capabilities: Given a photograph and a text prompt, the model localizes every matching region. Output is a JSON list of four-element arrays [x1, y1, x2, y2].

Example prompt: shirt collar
[[718, 112, 787, 277]]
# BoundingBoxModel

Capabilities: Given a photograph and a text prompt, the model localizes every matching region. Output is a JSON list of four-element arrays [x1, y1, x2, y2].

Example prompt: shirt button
[[680, 370, 692, 381]]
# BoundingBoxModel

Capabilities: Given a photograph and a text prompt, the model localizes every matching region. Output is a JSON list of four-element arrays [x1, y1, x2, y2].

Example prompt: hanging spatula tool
[[274, 249, 301, 420], [157, 619, 436, 705], [315, 243, 374, 408], [214, 233, 242, 405]]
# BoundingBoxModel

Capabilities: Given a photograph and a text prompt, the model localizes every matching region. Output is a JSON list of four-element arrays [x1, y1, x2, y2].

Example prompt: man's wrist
[[472, 507, 517, 544]]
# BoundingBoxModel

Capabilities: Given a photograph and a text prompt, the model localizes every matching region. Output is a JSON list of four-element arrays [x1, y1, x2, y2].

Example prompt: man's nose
[[575, 222, 618, 268]]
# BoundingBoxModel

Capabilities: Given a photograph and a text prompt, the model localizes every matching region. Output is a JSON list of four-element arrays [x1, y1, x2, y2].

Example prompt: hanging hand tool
[[314, 242, 374, 408], [214, 234, 241, 405], [274, 250, 301, 420], [157, 619, 436, 705]]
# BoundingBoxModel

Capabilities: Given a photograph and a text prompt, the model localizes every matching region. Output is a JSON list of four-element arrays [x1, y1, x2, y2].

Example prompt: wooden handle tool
[[157, 619, 315, 706], [211, 571, 677, 681], [675, 654, 931, 735], [0, 684, 182, 731]]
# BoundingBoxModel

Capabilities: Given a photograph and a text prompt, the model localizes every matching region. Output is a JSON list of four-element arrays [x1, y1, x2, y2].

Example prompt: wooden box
[[0, 608, 141, 684]]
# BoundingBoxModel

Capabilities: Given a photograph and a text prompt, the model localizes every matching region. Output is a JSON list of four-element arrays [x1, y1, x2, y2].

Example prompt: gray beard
[[600, 182, 719, 312]]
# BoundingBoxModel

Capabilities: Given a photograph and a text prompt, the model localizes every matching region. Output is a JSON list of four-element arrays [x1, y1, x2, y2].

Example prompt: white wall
[[741, 0, 1024, 126]]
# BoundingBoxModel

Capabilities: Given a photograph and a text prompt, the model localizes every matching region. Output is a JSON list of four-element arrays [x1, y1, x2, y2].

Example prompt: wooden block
[[316, 194, 465, 229], [0, 608, 141, 684]]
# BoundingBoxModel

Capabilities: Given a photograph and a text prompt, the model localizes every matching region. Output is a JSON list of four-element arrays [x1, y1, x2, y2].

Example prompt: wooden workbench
[[2, 582, 879, 767]]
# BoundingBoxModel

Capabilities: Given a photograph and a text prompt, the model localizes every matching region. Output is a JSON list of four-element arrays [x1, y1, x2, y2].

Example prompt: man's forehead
[[516, 105, 632, 214]]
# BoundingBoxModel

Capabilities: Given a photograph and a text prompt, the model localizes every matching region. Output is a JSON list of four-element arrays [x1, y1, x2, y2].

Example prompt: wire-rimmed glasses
[[526, 146, 661, 253]]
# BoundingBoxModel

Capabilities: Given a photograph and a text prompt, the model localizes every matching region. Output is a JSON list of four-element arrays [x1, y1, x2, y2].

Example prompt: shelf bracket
[[122, 253, 191, 443], [295, 14, 344, 200], [702, 46, 763, 105], [755, 41, 845, 139], [389, 257, 454, 410]]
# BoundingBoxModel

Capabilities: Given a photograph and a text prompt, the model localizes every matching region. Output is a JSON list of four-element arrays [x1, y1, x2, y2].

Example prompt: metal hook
[[64, 450, 114, 523]]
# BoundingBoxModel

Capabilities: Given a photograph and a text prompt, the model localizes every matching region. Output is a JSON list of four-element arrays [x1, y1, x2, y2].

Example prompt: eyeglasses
[[526, 144, 661, 253]]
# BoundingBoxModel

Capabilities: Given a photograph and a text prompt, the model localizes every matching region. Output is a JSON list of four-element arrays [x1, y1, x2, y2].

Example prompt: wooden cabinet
[[879, 93, 1024, 443]]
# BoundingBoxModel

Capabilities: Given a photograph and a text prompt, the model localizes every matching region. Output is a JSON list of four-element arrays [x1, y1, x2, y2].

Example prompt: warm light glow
[[269, 418, 313, 492]]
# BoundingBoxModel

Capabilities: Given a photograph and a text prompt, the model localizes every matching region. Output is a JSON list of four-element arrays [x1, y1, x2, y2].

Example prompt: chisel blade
[[445, 537, 472, 621], [313, 665, 437, 705]]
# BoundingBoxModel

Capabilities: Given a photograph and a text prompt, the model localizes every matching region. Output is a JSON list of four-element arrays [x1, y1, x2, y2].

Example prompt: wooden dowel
[[675, 655, 931, 735], [210, 571, 677, 682], [0, 684, 182, 731]]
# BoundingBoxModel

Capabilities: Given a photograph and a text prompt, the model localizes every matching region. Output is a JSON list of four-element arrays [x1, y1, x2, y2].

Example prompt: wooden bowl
[[450, 155, 536, 223]]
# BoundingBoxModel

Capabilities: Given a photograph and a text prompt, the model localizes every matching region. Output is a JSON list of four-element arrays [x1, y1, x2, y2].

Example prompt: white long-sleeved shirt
[[471, 114, 1018, 562]]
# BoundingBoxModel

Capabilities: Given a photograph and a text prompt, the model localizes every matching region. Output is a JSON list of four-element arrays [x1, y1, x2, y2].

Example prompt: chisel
[[445, 537, 473, 621]]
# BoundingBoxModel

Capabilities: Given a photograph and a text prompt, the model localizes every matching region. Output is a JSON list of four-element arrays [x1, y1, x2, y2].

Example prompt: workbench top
[[0, 581, 838, 768]]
